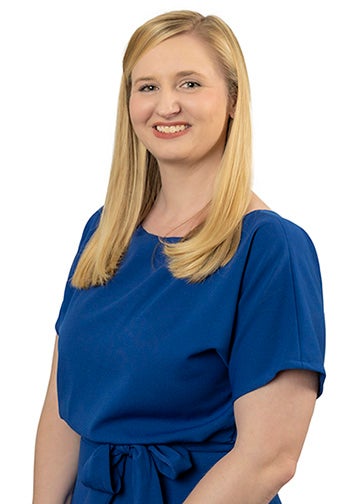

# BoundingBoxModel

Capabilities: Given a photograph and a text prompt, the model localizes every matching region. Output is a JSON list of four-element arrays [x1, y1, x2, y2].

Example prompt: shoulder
[[243, 209, 314, 243], [241, 210, 319, 263], [75, 207, 103, 253], [84, 207, 103, 231], [234, 210, 324, 306], [81, 207, 103, 236]]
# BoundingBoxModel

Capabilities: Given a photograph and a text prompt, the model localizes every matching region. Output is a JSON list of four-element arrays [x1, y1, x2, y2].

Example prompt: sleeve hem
[[231, 361, 326, 403]]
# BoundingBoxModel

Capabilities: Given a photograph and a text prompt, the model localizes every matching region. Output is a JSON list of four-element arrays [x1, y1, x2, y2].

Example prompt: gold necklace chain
[[160, 202, 210, 239]]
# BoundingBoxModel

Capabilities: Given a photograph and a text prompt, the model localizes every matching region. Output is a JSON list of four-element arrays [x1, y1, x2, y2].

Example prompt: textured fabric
[[55, 209, 326, 503]]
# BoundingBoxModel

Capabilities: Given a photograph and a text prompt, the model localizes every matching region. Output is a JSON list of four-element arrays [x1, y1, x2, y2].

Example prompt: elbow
[[231, 446, 299, 496], [270, 455, 298, 490]]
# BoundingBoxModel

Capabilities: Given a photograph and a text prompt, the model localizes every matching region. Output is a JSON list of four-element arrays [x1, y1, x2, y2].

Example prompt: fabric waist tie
[[79, 438, 233, 503]]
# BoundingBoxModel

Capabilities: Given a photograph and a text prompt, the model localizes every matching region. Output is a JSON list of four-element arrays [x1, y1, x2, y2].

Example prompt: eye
[[138, 84, 157, 92], [181, 81, 201, 89]]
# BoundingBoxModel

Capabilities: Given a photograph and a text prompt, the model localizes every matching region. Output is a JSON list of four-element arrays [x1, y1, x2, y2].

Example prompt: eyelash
[[182, 81, 200, 89], [138, 81, 201, 92], [138, 84, 156, 92]]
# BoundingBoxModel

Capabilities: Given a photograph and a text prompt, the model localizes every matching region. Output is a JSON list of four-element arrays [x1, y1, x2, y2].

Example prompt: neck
[[143, 160, 219, 237], [158, 158, 219, 213]]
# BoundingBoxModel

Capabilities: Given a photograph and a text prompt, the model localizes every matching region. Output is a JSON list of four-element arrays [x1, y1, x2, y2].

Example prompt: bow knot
[[79, 441, 193, 503]]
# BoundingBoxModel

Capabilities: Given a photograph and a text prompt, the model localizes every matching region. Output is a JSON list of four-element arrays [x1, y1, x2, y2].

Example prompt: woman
[[33, 10, 326, 504]]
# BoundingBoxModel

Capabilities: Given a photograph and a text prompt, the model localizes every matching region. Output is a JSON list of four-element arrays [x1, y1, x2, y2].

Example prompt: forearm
[[33, 336, 80, 504], [183, 447, 294, 504], [184, 370, 318, 503], [33, 403, 80, 504]]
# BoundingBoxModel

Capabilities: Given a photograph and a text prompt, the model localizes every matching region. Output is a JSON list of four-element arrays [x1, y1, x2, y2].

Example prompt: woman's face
[[129, 33, 234, 169]]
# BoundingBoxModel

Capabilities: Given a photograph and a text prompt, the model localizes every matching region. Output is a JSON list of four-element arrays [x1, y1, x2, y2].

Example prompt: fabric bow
[[79, 442, 193, 503]]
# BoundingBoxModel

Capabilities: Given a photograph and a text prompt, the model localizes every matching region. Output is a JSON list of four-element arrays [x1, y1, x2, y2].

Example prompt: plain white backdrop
[[1, 0, 358, 501]]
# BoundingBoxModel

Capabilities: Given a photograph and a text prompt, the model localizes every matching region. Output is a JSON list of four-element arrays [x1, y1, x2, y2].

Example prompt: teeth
[[156, 124, 187, 133]]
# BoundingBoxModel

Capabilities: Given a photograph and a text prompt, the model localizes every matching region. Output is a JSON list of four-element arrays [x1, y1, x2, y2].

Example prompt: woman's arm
[[183, 369, 318, 504], [33, 336, 80, 504]]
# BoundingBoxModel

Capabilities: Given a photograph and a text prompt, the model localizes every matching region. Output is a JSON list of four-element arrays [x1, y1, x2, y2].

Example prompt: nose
[[155, 89, 181, 118]]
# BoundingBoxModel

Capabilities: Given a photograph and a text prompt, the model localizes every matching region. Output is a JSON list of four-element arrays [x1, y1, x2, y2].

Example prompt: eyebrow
[[132, 70, 205, 86]]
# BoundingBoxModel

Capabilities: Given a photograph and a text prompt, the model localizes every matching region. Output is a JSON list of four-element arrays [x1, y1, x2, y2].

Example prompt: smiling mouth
[[154, 124, 189, 133]]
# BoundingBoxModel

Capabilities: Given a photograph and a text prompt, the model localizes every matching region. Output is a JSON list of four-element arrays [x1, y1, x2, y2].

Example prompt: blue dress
[[55, 209, 326, 503]]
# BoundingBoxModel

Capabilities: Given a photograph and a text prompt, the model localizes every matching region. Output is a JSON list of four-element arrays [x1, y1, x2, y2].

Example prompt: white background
[[1, 0, 358, 501]]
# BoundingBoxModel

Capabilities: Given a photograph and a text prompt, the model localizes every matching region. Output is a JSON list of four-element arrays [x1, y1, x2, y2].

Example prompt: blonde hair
[[72, 10, 252, 288]]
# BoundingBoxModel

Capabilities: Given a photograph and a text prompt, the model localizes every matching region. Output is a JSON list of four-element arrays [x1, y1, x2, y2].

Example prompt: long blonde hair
[[72, 10, 252, 288]]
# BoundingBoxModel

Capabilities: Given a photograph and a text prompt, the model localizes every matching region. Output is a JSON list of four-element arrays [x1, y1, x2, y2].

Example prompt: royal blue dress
[[55, 209, 326, 504]]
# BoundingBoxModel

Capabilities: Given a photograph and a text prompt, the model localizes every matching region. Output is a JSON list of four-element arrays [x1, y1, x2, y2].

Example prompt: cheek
[[128, 96, 139, 127], [189, 91, 230, 121], [129, 95, 152, 128]]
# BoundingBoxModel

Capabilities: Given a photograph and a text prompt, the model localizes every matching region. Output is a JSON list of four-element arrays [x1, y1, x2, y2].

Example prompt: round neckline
[[138, 225, 182, 241], [139, 209, 276, 240]]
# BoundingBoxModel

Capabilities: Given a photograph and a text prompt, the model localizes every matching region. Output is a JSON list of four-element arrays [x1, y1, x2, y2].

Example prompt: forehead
[[131, 33, 223, 79]]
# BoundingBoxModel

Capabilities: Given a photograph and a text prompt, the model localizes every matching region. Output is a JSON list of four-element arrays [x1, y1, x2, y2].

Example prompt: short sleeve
[[55, 208, 102, 335], [229, 218, 326, 401]]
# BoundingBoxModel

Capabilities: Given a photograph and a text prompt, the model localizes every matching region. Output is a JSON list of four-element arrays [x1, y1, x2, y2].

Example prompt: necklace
[[148, 203, 210, 269], [153, 201, 210, 240]]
